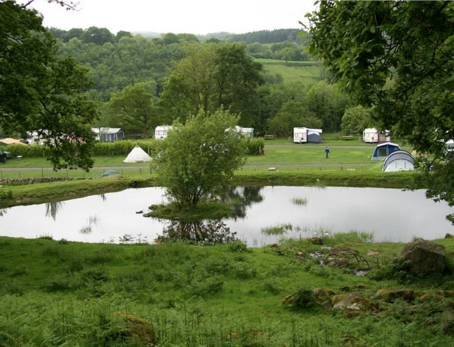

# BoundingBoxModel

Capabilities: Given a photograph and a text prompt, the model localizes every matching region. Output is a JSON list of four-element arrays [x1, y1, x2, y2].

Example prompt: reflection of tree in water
[[159, 220, 237, 245], [221, 186, 264, 219], [45, 202, 65, 220], [0, 209, 7, 217], [99, 194, 107, 201]]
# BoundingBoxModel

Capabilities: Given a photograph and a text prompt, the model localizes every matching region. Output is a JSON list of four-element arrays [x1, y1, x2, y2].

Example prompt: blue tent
[[372, 142, 400, 160]]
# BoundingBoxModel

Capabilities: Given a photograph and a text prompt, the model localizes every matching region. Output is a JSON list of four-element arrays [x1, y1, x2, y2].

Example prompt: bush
[[244, 137, 265, 155]]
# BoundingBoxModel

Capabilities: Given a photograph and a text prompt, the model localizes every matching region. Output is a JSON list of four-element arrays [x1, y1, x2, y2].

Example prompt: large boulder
[[401, 238, 446, 273]]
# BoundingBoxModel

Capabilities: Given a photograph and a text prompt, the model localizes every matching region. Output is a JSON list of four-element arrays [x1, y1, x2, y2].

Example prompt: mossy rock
[[373, 289, 415, 303], [332, 293, 370, 312], [113, 311, 155, 345], [312, 287, 335, 308]]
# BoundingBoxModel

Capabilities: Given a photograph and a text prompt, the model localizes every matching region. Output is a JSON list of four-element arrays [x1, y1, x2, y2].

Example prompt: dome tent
[[371, 142, 400, 160], [382, 150, 414, 172], [123, 145, 151, 163]]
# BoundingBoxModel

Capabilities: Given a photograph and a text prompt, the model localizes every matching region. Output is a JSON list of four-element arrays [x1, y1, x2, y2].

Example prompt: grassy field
[[0, 143, 416, 207], [1, 234, 454, 346], [255, 58, 322, 85]]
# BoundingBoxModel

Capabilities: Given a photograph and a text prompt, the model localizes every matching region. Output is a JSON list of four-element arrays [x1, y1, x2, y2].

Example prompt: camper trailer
[[235, 126, 254, 138], [294, 127, 322, 144], [363, 128, 391, 143], [155, 126, 173, 140], [363, 128, 379, 143]]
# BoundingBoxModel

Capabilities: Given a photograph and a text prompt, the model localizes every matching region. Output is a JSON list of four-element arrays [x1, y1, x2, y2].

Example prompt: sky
[[18, 0, 318, 35]]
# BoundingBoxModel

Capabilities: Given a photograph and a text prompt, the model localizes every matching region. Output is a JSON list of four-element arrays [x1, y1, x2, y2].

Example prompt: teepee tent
[[123, 145, 151, 163]]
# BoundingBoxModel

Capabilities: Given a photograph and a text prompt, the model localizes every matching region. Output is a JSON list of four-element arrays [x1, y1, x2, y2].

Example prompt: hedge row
[[1, 138, 264, 158]]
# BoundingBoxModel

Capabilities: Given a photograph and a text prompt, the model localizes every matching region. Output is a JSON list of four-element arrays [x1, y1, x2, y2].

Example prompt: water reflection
[[79, 215, 100, 235], [0, 208, 7, 217], [99, 194, 107, 202], [158, 220, 238, 244], [45, 202, 65, 220], [221, 186, 264, 219]]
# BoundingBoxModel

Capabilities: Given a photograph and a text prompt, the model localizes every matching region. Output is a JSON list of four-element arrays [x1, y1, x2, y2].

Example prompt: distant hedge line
[[1, 138, 265, 157]]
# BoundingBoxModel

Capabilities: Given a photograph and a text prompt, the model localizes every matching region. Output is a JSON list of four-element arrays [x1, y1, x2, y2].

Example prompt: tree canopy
[[151, 109, 246, 210], [0, 0, 99, 170], [307, 0, 454, 221], [159, 43, 264, 127]]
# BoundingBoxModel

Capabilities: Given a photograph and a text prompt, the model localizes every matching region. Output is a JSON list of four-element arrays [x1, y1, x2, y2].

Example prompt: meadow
[[2, 137, 452, 346], [255, 58, 323, 85], [1, 233, 454, 346]]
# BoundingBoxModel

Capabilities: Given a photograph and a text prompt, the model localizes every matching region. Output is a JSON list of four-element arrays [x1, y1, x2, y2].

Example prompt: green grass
[[256, 58, 322, 84], [1, 236, 454, 346]]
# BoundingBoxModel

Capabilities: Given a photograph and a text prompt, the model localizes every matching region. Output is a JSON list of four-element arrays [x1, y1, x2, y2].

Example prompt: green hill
[[257, 59, 322, 85]]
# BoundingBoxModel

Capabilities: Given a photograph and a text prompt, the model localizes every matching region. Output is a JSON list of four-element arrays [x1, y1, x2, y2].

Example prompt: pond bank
[[0, 170, 416, 209]]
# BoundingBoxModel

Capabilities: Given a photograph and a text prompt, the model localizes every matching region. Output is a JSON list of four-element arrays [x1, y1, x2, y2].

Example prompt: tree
[[151, 109, 246, 210], [307, 1, 454, 221], [0, 0, 99, 170], [80, 26, 115, 45], [280, 47, 297, 64], [106, 82, 161, 138], [267, 100, 321, 137], [160, 43, 264, 126], [341, 106, 373, 137]]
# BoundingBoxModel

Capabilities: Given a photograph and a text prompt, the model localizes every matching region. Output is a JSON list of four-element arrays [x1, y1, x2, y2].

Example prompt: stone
[[307, 237, 323, 245], [332, 293, 370, 312], [373, 289, 415, 303], [401, 239, 446, 273]]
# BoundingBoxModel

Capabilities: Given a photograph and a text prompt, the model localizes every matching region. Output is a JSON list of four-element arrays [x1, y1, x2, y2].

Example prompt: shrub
[[81, 267, 110, 283], [244, 137, 265, 155], [228, 240, 251, 253]]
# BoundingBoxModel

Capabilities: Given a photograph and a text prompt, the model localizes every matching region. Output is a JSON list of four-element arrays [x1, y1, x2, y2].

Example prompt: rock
[[332, 293, 370, 312], [401, 239, 446, 273], [312, 288, 335, 308], [373, 289, 415, 303], [113, 311, 155, 345]]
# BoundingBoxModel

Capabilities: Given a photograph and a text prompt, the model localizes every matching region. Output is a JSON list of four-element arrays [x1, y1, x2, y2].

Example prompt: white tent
[[123, 145, 151, 163]]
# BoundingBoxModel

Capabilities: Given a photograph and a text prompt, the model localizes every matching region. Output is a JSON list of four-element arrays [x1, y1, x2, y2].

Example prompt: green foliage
[[106, 82, 163, 138], [151, 109, 247, 209], [244, 137, 265, 155], [308, 1, 454, 221], [227, 240, 251, 253], [160, 43, 264, 127], [0, 1, 99, 171], [341, 105, 373, 136]]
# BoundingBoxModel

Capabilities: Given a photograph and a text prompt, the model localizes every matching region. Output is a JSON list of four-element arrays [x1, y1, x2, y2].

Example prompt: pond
[[1, 186, 453, 245]]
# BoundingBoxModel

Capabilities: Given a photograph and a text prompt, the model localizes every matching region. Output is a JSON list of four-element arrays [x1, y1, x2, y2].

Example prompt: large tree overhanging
[[307, 0, 454, 222], [0, 0, 99, 170]]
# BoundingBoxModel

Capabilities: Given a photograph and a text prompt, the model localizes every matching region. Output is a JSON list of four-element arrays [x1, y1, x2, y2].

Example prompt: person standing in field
[[325, 147, 330, 158]]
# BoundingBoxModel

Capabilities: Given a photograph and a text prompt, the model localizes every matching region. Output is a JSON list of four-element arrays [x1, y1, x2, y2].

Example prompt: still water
[[1, 186, 453, 245]]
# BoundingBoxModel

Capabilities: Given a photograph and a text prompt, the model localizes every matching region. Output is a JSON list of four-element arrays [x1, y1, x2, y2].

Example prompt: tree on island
[[307, 0, 454, 222], [0, 0, 99, 170], [151, 109, 246, 210]]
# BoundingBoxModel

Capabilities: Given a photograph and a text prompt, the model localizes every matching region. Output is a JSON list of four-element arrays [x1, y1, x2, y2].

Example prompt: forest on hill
[[41, 26, 356, 138]]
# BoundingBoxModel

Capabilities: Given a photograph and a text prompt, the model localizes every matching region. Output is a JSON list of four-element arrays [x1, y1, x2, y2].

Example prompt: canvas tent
[[372, 142, 400, 160], [382, 150, 414, 172], [123, 145, 151, 163]]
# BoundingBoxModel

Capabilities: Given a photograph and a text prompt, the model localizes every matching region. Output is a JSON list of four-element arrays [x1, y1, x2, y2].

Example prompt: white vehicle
[[363, 128, 379, 143], [293, 127, 322, 144], [154, 125, 174, 140]]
